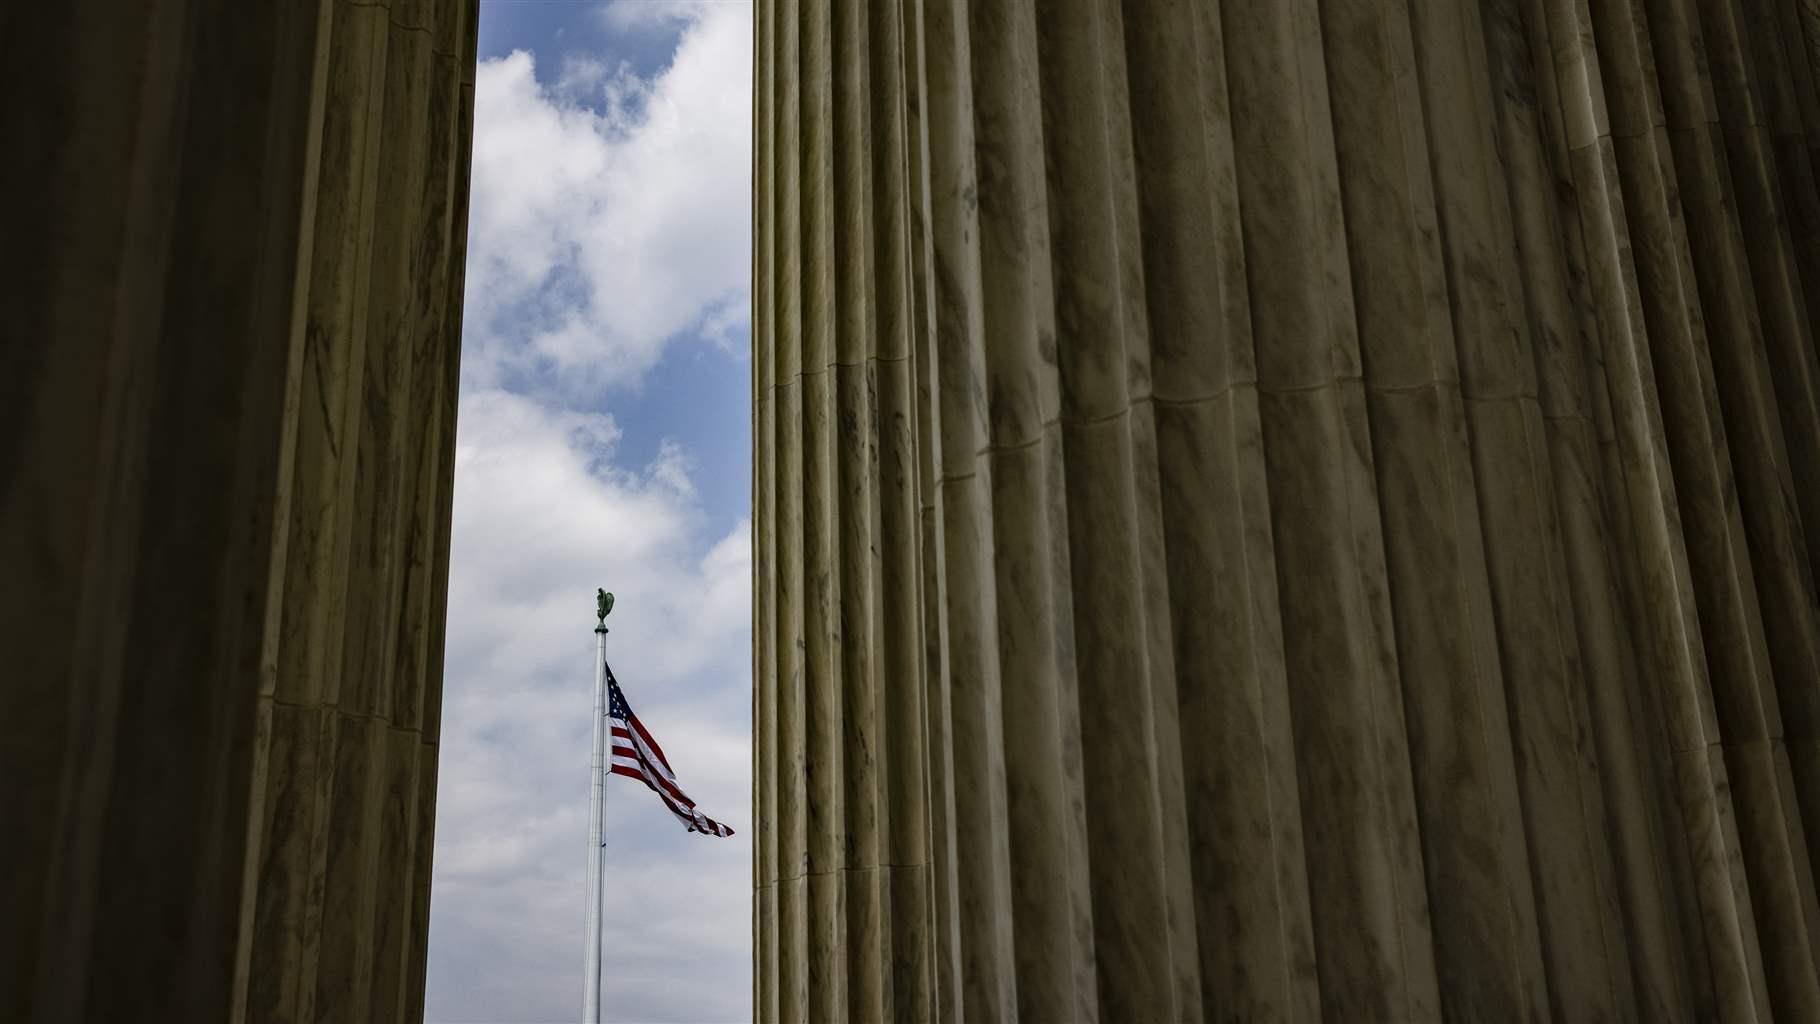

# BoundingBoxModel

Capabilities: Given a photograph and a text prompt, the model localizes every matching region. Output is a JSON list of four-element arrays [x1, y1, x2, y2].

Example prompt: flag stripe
[[612, 760, 698, 827], [601, 661, 733, 837], [611, 732, 681, 795], [627, 714, 674, 774], [609, 755, 694, 823], [613, 723, 678, 789], [610, 743, 695, 809], [622, 724, 679, 786]]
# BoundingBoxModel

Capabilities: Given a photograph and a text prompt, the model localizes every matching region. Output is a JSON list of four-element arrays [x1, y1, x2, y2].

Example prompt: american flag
[[606, 662, 734, 837]]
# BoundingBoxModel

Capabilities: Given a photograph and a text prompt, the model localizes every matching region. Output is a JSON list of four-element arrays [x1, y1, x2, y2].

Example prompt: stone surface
[[0, 2, 476, 1021], [754, 0, 1820, 1020]]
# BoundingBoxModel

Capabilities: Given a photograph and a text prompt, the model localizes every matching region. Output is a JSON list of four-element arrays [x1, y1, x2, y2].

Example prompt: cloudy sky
[[426, 3, 752, 1021]]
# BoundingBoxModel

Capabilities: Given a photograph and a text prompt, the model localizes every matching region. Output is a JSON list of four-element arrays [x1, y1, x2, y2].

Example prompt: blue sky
[[426, 3, 752, 1021]]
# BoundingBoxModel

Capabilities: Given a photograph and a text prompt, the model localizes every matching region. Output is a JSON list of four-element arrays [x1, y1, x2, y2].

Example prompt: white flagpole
[[583, 591, 612, 1024]]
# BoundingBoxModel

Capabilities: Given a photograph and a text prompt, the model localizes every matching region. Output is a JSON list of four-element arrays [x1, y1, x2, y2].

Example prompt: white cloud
[[599, 0, 710, 33], [429, 389, 751, 1023], [427, 7, 752, 1022], [463, 7, 752, 395]]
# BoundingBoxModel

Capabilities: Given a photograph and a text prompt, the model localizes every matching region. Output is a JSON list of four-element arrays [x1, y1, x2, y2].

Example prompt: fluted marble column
[[753, 0, 1820, 1020], [1, 2, 476, 1022]]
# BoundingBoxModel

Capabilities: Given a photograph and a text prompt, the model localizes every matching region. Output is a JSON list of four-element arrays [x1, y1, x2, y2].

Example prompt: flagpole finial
[[596, 589, 614, 633]]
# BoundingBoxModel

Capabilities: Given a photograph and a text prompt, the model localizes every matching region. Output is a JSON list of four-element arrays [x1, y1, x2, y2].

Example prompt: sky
[[425, 3, 752, 1021]]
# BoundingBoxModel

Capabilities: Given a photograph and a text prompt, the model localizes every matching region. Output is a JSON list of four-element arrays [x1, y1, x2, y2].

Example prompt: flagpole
[[583, 590, 612, 1024]]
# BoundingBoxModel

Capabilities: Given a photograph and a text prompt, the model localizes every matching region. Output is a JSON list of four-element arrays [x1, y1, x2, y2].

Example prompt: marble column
[[752, 0, 1820, 1020], [0, 2, 476, 1022]]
